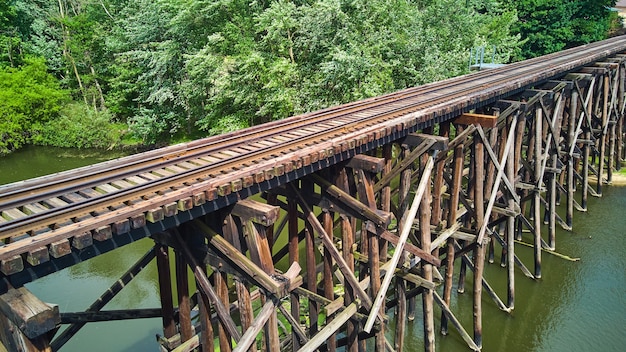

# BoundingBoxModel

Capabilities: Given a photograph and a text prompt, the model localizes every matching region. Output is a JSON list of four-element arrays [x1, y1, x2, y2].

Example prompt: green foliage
[[505, 0, 617, 60], [31, 102, 121, 148], [0, 0, 617, 152], [0, 57, 68, 154]]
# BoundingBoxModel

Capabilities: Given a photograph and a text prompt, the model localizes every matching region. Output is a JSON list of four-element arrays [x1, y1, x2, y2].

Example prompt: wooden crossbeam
[[0, 287, 60, 339], [454, 113, 498, 128]]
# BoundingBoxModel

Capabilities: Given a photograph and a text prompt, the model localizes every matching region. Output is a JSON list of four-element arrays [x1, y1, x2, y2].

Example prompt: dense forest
[[0, 0, 620, 155]]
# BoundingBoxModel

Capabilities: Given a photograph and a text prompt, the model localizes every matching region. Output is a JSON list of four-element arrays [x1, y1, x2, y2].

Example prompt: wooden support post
[[473, 127, 486, 349], [222, 213, 255, 352], [395, 145, 411, 351], [354, 163, 385, 351], [507, 118, 516, 310], [548, 152, 557, 250], [442, 128, 463, 335], [176, 249, 193, 344], [617, 64, 625, 169], [288, 197, 301, 352], [156, 244, 177, 340], [420, 154, 436, 352], [567, 90, 578, 228], [597, 74, 609, 195], [233, 200, 280, 352], [214, 269, 232, 352], [337, 168, 358, 352], [534, 105, 543, 278], [322, 207, 336, 352], [301, 179, 318, 336], [198, 285, 214, 352]]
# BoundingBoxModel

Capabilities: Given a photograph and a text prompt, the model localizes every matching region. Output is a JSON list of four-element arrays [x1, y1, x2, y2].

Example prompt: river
[[1, 146, 625, 352]]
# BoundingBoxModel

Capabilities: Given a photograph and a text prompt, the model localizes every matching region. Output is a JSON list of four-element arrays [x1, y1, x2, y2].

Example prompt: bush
[[0, 57, 68, 154], [32, 103, 122, 149]]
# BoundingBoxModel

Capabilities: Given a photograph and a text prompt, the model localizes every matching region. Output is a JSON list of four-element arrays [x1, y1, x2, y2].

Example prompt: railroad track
[[1, 35, 626, 275]]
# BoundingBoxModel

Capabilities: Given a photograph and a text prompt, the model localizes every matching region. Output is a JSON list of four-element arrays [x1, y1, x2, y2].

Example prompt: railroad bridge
[[1, 36, 625, 352]]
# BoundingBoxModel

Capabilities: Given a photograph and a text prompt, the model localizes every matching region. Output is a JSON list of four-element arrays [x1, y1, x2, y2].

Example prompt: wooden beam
[[298, 302, 359, 352], [402, 133, 448, 150], [346, 155, 386, 173], [364, 156, 434, 333], [454, 113, 498, 128], [0, 287, 59, 339], [232, 199, 280, 226], [60, 308, 161, 323], [288, 184, 374, 311], [190, 220, 285, 297], [232, 300, 276, 352]]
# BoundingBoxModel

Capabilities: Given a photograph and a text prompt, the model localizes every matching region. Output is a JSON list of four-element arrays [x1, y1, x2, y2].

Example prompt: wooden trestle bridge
[[1, 36, 626, 352]]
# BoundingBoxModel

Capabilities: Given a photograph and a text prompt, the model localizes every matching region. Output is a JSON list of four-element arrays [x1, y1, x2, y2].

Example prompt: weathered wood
[[364, 156, 434, 333], [60, 308, 161, 323], [155, 244, 176, 339], [346, 154, 386, 173], [420, 154, 436, 352], [232, 199, 280, 226], [191, 220, 284, 296], [0, 287, 59, 339], [473, 130, 486, 349], [288, 183, 374, 311], [299, 302, 359, 352], [454, 113, 498, 128], [173, 232, 242, 343], [402, 133, 448, 150], [175, 250, 193, 344], [313, 174, 392, 228], [232, 300, 275, 352]]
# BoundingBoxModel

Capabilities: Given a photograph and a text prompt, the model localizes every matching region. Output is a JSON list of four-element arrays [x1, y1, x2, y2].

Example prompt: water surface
[[1, 146, 625, 351]]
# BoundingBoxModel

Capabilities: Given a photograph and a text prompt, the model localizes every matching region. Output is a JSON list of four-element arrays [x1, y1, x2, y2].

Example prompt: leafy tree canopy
[[505, 0, 618, 59]]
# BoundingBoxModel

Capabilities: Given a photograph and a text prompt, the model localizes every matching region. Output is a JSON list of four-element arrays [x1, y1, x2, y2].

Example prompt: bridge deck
[[2, 36, 626, 285]]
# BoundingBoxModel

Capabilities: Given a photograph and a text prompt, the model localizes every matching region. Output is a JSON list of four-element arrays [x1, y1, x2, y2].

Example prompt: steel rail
[[1, 36, 624, 210]]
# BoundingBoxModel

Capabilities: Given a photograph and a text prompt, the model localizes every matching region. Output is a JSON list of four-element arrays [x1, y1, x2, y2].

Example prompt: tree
[[505, 0, 617, 60], [0, 57, 68, 154]]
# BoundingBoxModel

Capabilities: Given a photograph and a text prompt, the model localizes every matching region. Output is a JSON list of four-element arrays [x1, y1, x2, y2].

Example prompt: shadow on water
[[2, 146, 625, 351]]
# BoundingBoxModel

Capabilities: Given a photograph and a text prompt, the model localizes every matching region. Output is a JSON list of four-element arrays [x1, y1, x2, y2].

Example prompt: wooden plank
[[402, 133, 448, 150], [313, 174, 391, 228], [191, 221, 283, 296], [299, 302, 359, 352], [1, 208, 27, 221], [232, 300, 275, 352], [454, 113, 498, 128], [232, 199, 280, 226], [346, 155, 386, 173], [0, 287, 60, 339], [377, 229, 440, 266]]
